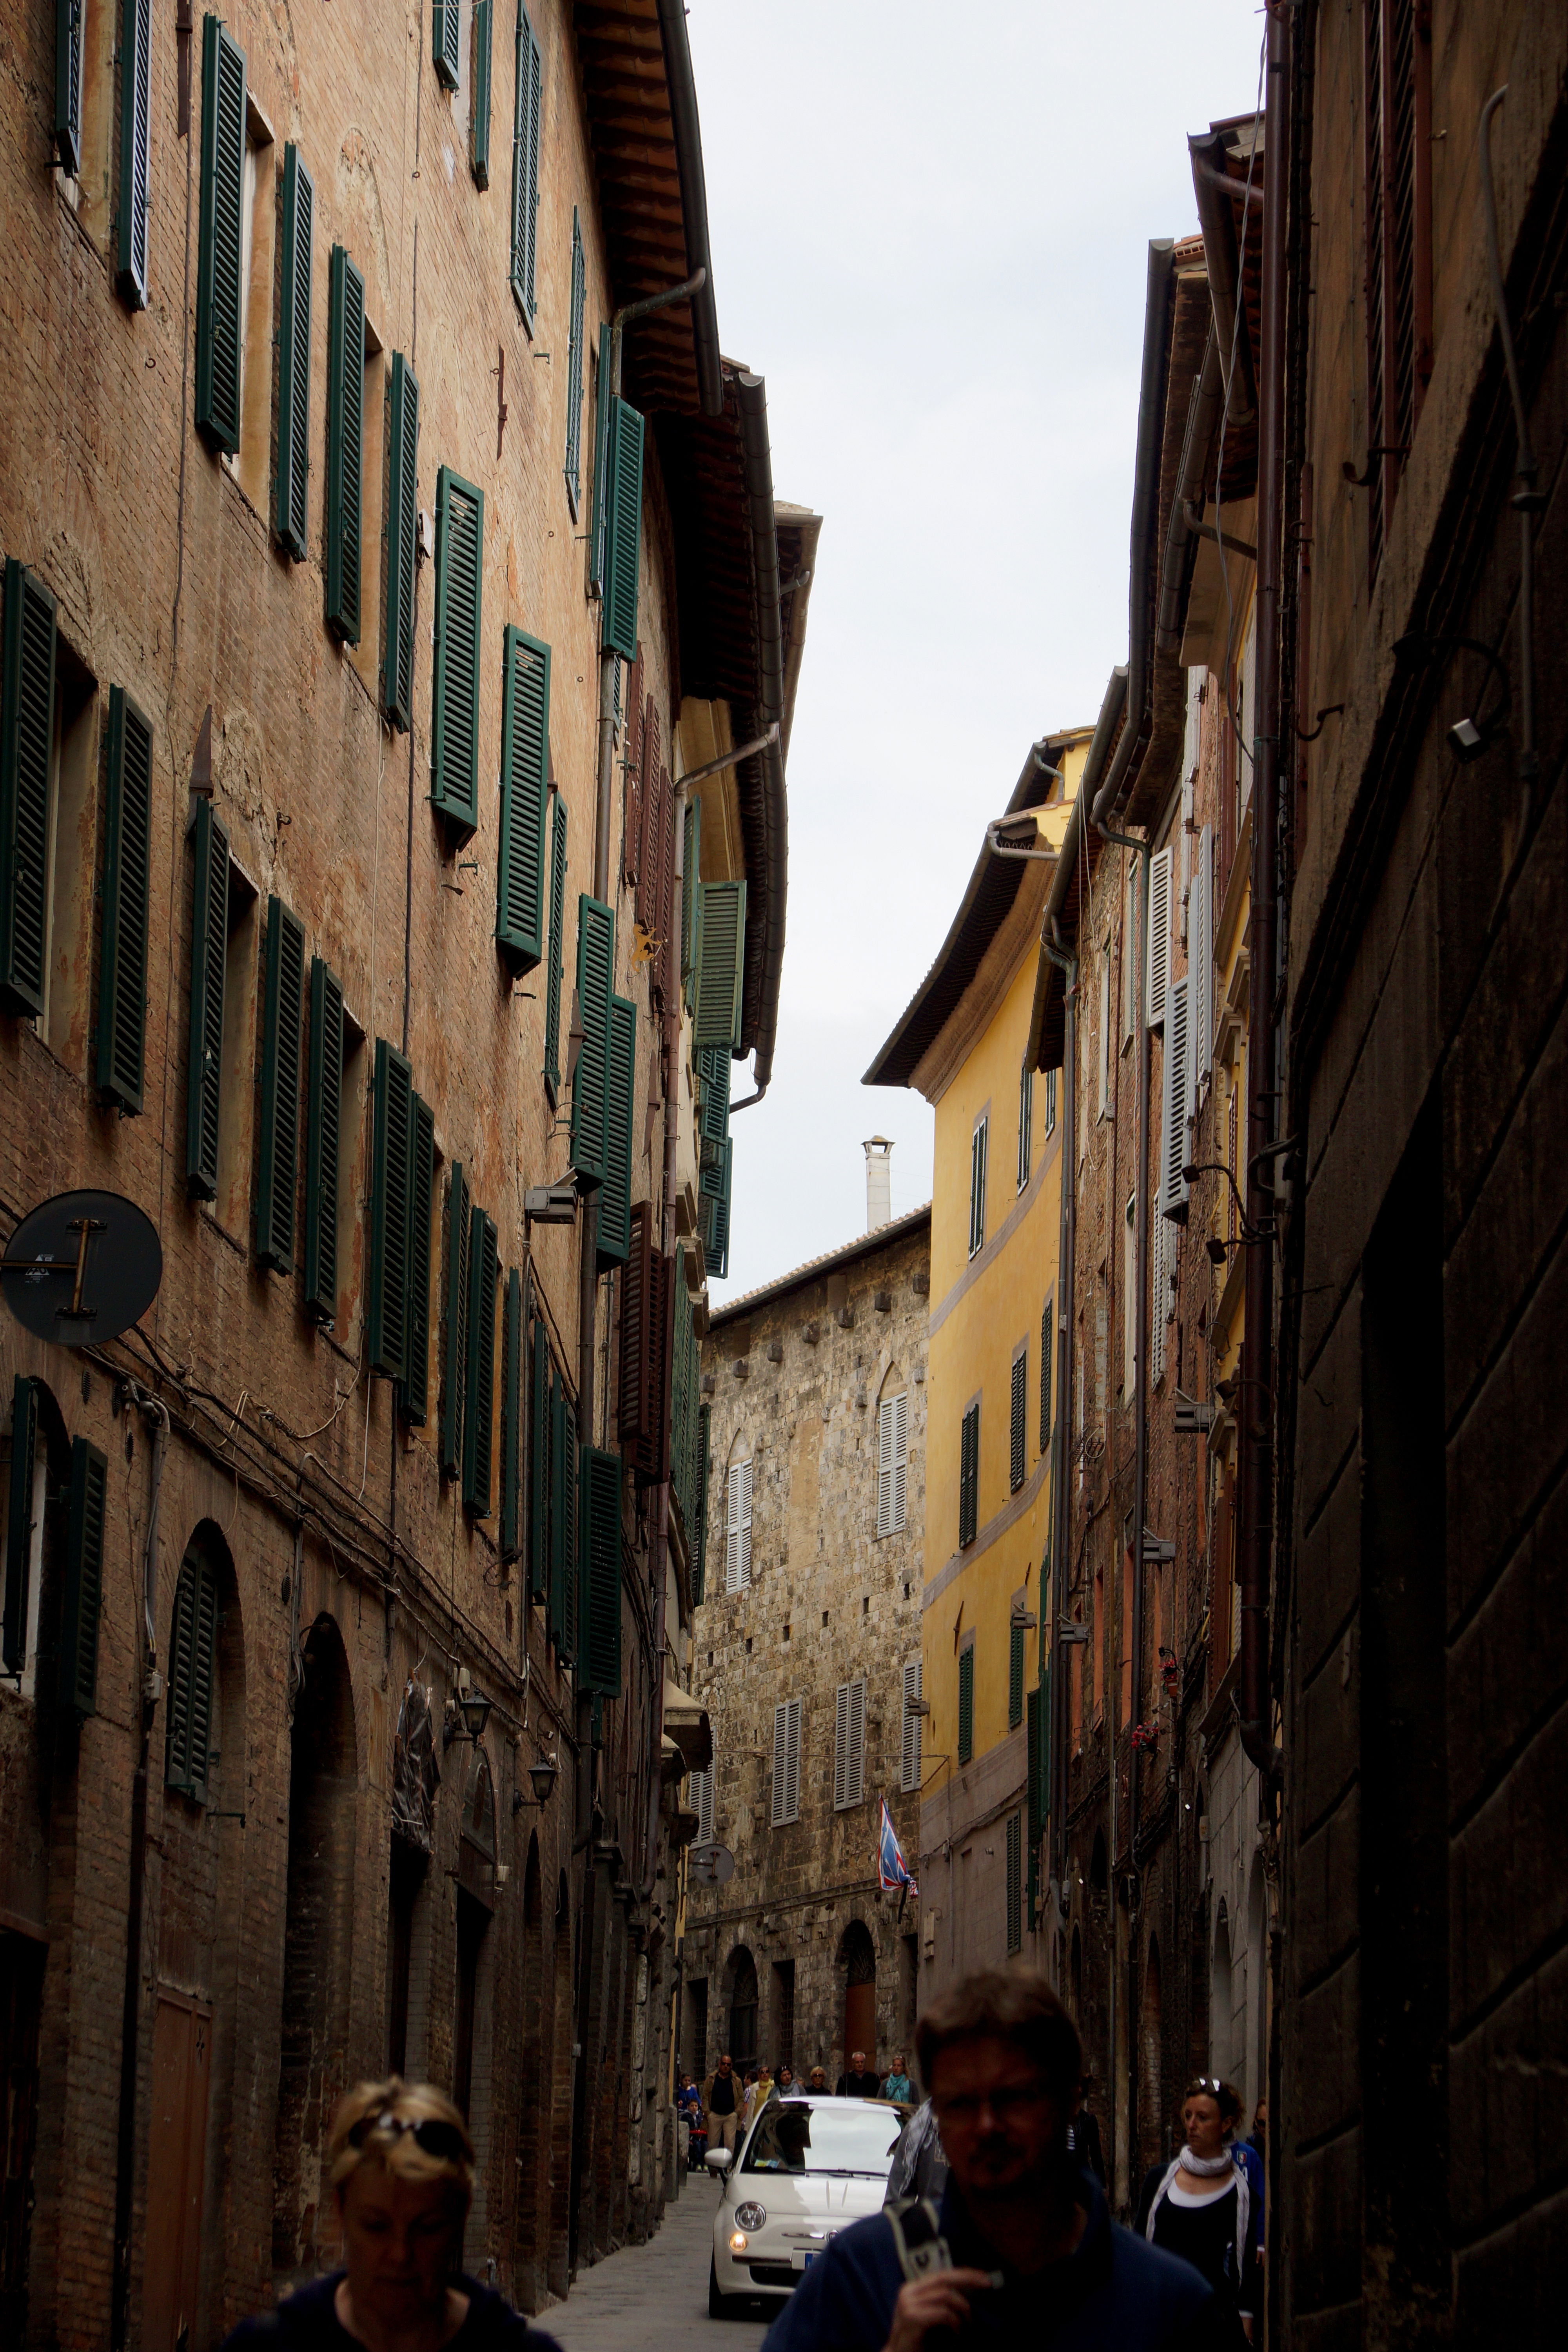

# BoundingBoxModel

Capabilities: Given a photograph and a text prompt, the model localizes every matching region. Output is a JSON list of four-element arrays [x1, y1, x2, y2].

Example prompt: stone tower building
[[683, 1192, 929, 2084]]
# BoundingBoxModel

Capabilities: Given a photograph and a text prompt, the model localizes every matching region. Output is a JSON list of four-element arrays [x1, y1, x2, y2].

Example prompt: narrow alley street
[[544, 2182, 771, 2352]]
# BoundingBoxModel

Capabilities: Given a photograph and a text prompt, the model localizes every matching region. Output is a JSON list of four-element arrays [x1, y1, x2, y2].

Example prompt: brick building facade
[[683, 1195, 928, 2085], [0, 4, 811, 2343]]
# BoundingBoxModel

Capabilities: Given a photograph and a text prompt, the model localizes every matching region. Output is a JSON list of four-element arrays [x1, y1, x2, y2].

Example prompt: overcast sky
[[688, 2, 1265, 1303]]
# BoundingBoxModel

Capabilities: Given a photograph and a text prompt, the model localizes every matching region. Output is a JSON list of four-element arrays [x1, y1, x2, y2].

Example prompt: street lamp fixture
[[514, 1752, 560, 1809]]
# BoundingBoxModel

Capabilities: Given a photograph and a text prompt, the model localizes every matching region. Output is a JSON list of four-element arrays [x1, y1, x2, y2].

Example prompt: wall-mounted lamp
[[513, 1752, 560, 1808], [445, 1666, 493, 1747]]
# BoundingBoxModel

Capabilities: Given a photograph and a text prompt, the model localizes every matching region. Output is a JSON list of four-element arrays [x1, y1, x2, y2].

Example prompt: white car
[[708, 2094, 909, 2317]]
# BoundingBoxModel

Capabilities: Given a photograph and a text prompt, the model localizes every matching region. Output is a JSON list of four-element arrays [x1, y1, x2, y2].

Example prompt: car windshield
[[742, 2100, 903, 2178]]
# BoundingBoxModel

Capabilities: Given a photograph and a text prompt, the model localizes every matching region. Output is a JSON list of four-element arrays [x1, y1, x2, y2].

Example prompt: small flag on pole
[[878, 1797, 916, 1896]]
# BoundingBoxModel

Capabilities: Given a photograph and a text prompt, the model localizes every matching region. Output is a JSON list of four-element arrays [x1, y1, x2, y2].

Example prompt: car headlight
[[728, 2229, 749, 2253], [734, 2202, 767, 2231]]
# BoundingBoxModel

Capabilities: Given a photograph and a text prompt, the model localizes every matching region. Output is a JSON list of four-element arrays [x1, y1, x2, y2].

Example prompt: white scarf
[[1143, 2145, 1250, 2283]]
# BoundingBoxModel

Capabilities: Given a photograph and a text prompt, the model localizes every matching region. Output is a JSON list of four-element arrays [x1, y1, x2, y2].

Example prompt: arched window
[[724, 1446, 753, 1592], [876, 1379, 907, 1537], [166, 1544, 221, 1802]]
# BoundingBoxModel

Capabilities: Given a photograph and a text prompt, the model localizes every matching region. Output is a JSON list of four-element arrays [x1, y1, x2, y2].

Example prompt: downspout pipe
[[1236, 3, 1288, 1786], [1044, 922, 1077, 1898]]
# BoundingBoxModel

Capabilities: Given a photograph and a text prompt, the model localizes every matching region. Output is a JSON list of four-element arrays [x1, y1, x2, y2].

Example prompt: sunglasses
[[348, 2109, 469, 2164]]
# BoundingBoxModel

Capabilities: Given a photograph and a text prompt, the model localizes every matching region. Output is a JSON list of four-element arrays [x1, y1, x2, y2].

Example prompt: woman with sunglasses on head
[[222, 2078, 563, 2349], [1134, 2077, 1259, 2341]]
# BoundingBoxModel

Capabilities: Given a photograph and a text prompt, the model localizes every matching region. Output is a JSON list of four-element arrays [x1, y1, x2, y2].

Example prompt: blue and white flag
[[878, 1797, 916, 1895]]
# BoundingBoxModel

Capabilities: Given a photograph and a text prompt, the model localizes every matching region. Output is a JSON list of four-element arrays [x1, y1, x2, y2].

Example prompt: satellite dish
[[688, 1841, 735, 1888], [2, 1189, 163, 1348]]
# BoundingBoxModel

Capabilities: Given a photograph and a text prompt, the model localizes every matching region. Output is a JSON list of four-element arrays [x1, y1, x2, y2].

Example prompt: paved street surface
[[542, 2172, 773, 2352]]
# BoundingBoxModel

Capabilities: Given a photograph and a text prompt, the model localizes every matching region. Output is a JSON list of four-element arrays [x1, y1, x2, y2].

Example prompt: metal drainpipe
[[1043, 923, 1077, 1901], [1236, 3, 1288, 1783], [644, 782, 689, 1895]]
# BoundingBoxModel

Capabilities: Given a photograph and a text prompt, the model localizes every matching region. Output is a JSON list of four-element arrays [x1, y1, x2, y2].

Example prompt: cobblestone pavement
[[542, 2172, 773, 2352]]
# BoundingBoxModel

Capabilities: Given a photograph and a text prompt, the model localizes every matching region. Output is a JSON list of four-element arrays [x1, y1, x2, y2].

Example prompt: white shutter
[[877, 1394, 907, 1537], [725, 1459, 753, 1592], [1161, 976, 1191, 1221], [1147, 846, 1172, 1029], [1097, 954, 1110, 1114], [1192, 825, 1214, 1090], [900, 1658, 923, 1793], [892, 1392, 907, 1533], [849, 1676, 866, 1807], [833, 1676, 866, 1811], [690, 1764, 715, 1846], [833, 1681, 851, 1809], [1150, 1193, 1168, 1386], [772, 1698, 801, 1826], [786, 1697, 801, 1822]]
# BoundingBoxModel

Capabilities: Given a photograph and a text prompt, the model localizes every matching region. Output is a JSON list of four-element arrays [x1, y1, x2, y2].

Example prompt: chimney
[[863, 1137, 893, 1234]]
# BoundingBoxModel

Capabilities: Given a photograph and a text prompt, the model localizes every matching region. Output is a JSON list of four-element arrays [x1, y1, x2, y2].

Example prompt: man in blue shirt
[[761, 1969, 1237, 2352]]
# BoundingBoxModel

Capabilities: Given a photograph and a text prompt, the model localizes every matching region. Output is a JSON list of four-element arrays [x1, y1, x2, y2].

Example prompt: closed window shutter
[[647, 1249, 674, 1484], [771, 1699, 800, 1827], [185, 798, 229, 1200], [195, 16, 246, 453], [681, 790, 702, 1000], [1010, 1353, 1026, 1492], [56, 0, 83, 174], [471, 0, 493, 186], [699, 1045, 730, 1149], [725, 1460, 753, 1593], [1009, 1621, 1024, 1729], [274, 145, 314, 560], [528, 1315, 550, 1601], [497, 1267, 520, 1555], [433, 0, 459, 88], [1160, 975, 1191, 1223], [165, 1555, 220, 1801], [0, 560, 56, 1018], [1040, 1297, 1054, 1455], [959, 1401, 979, 1548], [255, 898, 305, 1273], [368, 1040, 413, 1379], [602, 400, 645, 660], [622, 653, 644, 889], [95, 687, 152, 1112], [548, 1379, 571, 1654], [495, 626, 550, 969], [691, 1763, 715, 1847], [543, 793, 567, 1102], [635, 701, 661, 932], [1192, 824, 1213, 1083], [1017, 1063, 1032, 1191], [969, 1119, 987, 1257], [116, 0, 153, 308], [877, 1397, 895, 1537], [596, 994, 636, 1270], [1151, 1193, 1169, 1387], [833, 1676, 866, 1811], [303, 959, 344, 1325], [693, 880, 746, 1048], [399, 1093, 435, 1423], [702, 1138, 732, 1281], [510, 11, 542, 321], [564, 210, 586, 509], [463, 1210, 498, 1516], [325, 246, 365, 644], [431, 467, 485, 836], [579, 1447, 622, 1695], [958, 1643, 974, 1765], [439, 1162, 470, 1475], [1027, 1675, 1051, 1843], [900, 1658, 923, 1794], [1146, 844, 1172, 1028], [561, 1397, 579, 1661], [382, 354, 420, 730], [568, 893, 615, 1188], [2, 1377, 38, 1674], [60, 1439, 107, 1720], [1006, 1813, 1022, 1953], [617, 1201, 652, 1457], [833, 1681, 850, 1811], [694, 1401, 711, 1603]]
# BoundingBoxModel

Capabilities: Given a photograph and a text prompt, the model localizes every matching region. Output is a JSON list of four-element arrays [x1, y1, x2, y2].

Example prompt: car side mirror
[[705, 2147, 734, 2174]]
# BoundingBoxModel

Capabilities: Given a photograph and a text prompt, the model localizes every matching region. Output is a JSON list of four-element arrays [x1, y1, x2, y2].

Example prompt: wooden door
[[0, 1932, 45, 2339], [844, 1982, 875, 2074], [143, 1992, 211, 2352]]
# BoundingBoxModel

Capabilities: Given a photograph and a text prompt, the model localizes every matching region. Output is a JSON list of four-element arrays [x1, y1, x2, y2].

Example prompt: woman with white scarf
[[1134, 2076, 1259, 2340]]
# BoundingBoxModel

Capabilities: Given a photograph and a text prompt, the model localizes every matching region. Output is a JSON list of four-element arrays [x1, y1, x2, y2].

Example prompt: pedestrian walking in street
[[762, 1971, 1231, 2352], [702, 2053, 742, 2156], [881, 2053, 914, 2103], [745, 2061, 776, 2126], [220, 2078, 561, 2349], [837, 2048, 881, 2097], [1135, 2078, 1259, 2342]]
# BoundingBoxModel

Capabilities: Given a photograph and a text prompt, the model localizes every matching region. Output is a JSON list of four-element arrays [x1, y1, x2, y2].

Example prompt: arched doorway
[[726, 1945, 758, 2070], [273, 1613, 358, 2287], [838, 1920, 877, 2075]]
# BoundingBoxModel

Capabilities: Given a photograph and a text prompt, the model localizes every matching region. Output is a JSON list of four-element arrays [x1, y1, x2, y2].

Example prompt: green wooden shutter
[[681, 790, 702, 998], [701, 1139, 731, 1281], [1009, 1619, 1025, 1730], [579, 1447, 622, 1695], [367, 1039, 413, 1380], [166, 1555, 219, 1801], [543, 793, 567, 1102], [274, 144, 314, 561], [589, 319, 611, 595], [698, 1044, 730, 1146], [564, 210, 586, 510], [1006, 1812, 1022, 1953], [529, 1316, 550, 1601], [957, 1642, 975, 1766], [185, 798, 229, 1200], [1010, 1351, 1027, 1491], [499, 1267, 522, 1558], [617, 1204, 651, 1460], [549, 1375, 569, 1653], [2, 1377, 38, 1673], [433, 0, 459, 87], [1040, 1296, 1053, 1455], [563, 1401, 579, 1659], [303, 959, 343, 1324], [693, 1401, 711, 1604], [596, 994, 636, 1270], [382, 353, 420, 731], [510, 9, 542, 321], [1027, 1681, 1049, 1846], [255, 898, 305, 1273], [496, 626, 550, 969], [463, 1209, 498, 1517], [693, 880, 746, 1048], [325, 246, 365, 644], [0, 561, 56, 1019], [60, 1439, 107, 1721], [431, 467, 484, 837], [55, 0, 83, 175], [602, 400, 645, 661], [568, 894, 615, 1189], [116, 0, 153, 308], [439, 1162, 470, 1476], [95, 688, 152, 1113], [196, 14, 247, 454], [471, 0, 493, 187], [399, 1093, 435, 1424], [959, 1400, 979, 1548]]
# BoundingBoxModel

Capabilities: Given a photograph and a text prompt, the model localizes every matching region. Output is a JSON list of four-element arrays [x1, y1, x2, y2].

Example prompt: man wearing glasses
[[760, 1970, 1240, 2352]]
